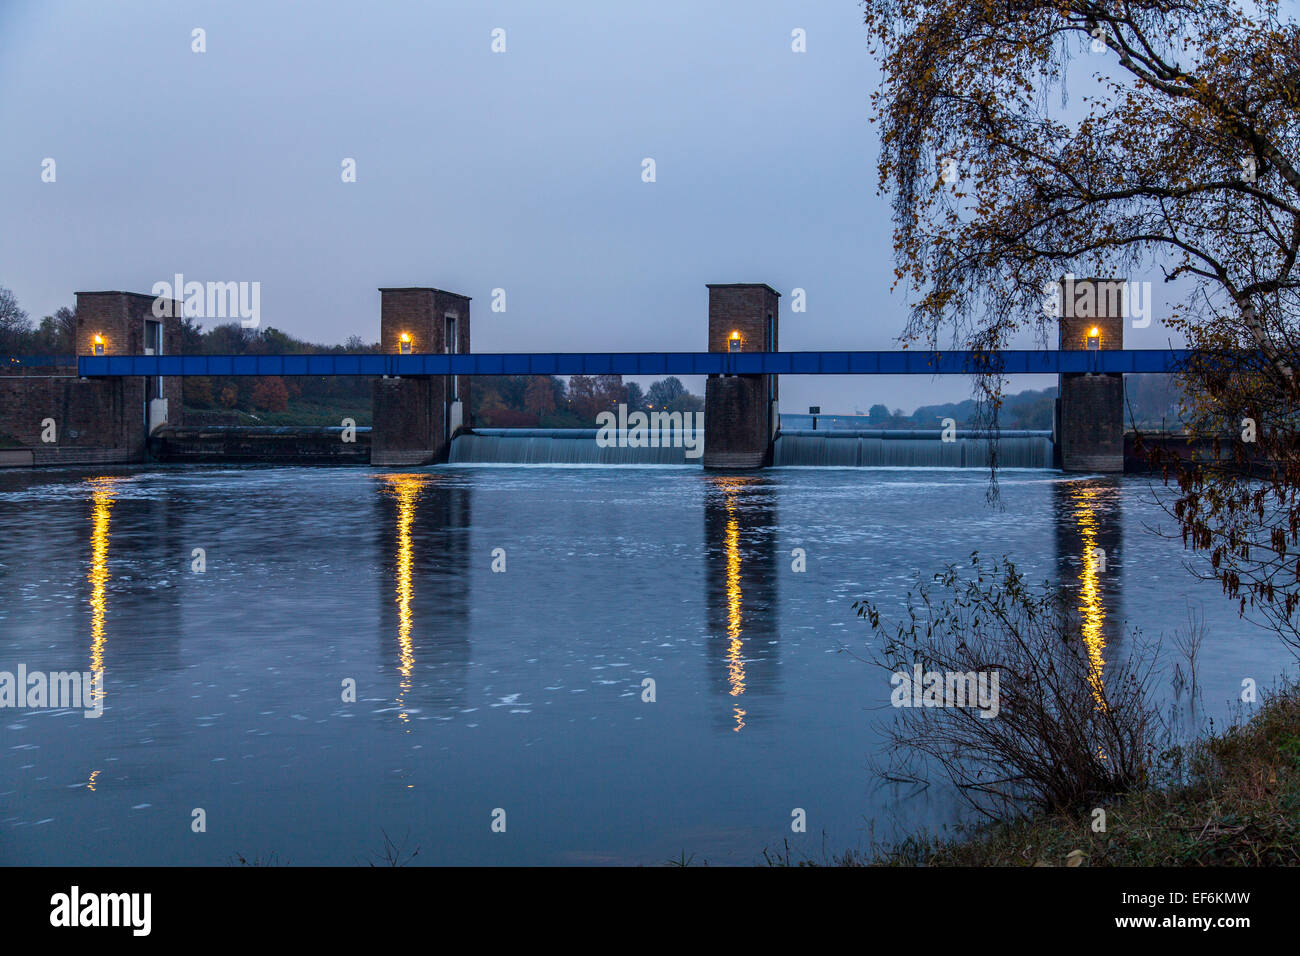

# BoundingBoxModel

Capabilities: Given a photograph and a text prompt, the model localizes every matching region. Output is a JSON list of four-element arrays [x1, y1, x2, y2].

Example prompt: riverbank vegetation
[[755, 679, 1300, 866], [829, 556, 1300, 867], [873, 682, 1300, 866], [756, 555, 1300, 868]]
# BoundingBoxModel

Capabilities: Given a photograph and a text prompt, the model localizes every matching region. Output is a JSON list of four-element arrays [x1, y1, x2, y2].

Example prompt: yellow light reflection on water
[[381, 475, 425, 725], [1071, 486, 1107, 710], [719, 480, 747, 732], [87, 478, 117, 708]]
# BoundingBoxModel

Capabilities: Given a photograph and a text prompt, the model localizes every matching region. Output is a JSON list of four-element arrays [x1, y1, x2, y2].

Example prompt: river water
[[0, 465, 1293, 865]]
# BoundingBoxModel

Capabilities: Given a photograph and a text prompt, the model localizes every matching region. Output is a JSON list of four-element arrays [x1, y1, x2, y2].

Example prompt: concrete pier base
[[373, 376, 440, 466], [703, 375, 772, 468]]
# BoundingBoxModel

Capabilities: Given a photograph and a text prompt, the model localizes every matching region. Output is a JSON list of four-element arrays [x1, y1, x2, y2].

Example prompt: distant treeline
[[867, 388, 1058, 430], [851, 375, 1184, 430], [0, 286, 75, 355], [473, 374, 703, 428]]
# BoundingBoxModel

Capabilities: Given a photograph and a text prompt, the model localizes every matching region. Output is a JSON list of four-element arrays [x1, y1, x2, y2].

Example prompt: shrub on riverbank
[[872, 683, 1300, 866], [845, 556, 1300, 866], [855, 555, 1164, 818]]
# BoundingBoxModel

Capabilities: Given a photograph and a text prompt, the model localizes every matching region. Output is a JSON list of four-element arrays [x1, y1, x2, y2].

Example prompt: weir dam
[[138, 423, 1057, 468], [444, 426, 1055, 468], [3, 278, 1176, 472]]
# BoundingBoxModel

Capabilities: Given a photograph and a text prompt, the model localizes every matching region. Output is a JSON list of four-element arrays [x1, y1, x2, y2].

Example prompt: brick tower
[[371, 287, 470, 466], [702, 284, 780, 469], [1057, 277, 1125, 472]]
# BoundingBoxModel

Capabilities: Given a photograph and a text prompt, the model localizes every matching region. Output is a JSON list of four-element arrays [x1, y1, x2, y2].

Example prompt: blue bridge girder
[[71, 349, 1195, 378]]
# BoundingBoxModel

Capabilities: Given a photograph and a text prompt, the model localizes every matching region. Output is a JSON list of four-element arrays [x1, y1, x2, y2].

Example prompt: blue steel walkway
[[72, 349, 1193, 377]]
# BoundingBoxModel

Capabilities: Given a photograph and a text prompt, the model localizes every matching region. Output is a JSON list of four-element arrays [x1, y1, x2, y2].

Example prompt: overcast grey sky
[[0, 0, 1185, 413]]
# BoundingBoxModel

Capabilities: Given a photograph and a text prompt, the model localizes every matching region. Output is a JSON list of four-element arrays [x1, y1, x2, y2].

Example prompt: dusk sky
[[0, 0, 1184, 413]]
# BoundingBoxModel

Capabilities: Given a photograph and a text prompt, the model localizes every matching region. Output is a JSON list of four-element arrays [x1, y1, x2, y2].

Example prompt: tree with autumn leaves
[[250, 376, 290, 413], [864, 0, 1300, 648]]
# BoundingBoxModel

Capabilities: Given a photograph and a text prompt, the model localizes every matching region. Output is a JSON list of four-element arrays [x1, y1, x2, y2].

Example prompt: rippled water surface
[[0, 465, 1292, 865]]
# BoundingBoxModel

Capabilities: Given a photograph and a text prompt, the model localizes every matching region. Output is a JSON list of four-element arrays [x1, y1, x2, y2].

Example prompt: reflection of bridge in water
[[369, 471, 1128, 733], [67, 467, 1126, 735], [692, 473, 1127, 731]]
